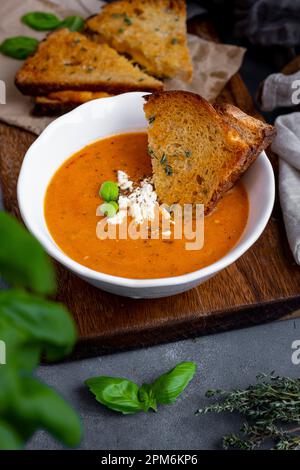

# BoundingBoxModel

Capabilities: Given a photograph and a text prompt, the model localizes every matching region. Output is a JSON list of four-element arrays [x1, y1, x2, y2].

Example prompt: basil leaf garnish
[[85, 377, 144, 415], [21, 12, 61, 31], [0, 211, 81, 449], [0, 211, 55, 293], [0, 36, 39, 60], [152, 362, 197, 404], [138, 383, 157, 412], [85, 361, 197, 414], [58, 16, 84, 32]]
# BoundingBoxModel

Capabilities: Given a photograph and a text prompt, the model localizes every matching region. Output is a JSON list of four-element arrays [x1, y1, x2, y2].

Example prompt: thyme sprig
[[197, 373, 300, 450]]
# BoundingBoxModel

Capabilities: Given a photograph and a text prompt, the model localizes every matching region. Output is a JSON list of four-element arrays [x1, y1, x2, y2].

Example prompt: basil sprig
[[85, 362, 197, 415], [58, 16, 84, 32], [21, 12, 61, 31], [0, 12, 84, 60], [0, 36, 39, 60], [21, 11, 84, 32], [0, 212, 82, 449]]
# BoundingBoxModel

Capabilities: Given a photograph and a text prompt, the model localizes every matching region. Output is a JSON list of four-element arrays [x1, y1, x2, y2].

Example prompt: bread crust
[[84, 0, 192, 81]]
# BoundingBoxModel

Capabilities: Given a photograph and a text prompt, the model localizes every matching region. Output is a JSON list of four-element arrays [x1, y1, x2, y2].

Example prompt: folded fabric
[[234, 0, 300, 47], [272, 113, 300, 265], [259, 71, 300, 112]]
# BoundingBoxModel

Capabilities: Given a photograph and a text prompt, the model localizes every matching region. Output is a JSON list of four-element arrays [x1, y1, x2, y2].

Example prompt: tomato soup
[[44, 132, 249, 279]]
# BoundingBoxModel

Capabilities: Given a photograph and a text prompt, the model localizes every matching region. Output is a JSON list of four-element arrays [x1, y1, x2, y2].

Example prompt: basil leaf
[[0, 420, 22, 450], [0, 36, 39, 60], [0, 318, 40, 372], [0, 212, 56, 294], [85, 377, 144, 415], [152, 362, 197, 404], [6, 377, 82, 448], [0, 289, 77, 361], [59, 16, 84, 32], [21, 12, 61, 31], [138, 383, 157, 412]]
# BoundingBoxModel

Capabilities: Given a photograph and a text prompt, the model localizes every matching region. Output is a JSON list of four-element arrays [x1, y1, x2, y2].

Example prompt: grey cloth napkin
[[260, 71, 300, 112], [234, 0, 300, 47], [271, 113, 300, 265]]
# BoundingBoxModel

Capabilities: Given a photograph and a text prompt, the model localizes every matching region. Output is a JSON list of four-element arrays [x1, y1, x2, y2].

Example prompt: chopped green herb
[[185, 150, 192, 158], [165, 165, 173, 176], [86, 66, 94, 73], [138, 78, 145, 82], [124, 16, 132, 25], [171, 38, 178, 45], [148, 146, 154, 156], [111, 13, 123, 19], [160, 154, 167, 164], [148, 116, 155, 124], [118, 28, 125, 34]]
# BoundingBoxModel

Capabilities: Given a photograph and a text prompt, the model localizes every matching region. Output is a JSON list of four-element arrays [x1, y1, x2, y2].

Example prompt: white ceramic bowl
[[17, 92, 275, 299]]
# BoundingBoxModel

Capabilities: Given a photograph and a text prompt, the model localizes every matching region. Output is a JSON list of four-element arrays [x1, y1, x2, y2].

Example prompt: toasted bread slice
[[33, 91, 112, 116], [144, 91, 275, 214], [214, 103, 275, 154], [85, 0, 192, 81], [15, 29, 163, 96]]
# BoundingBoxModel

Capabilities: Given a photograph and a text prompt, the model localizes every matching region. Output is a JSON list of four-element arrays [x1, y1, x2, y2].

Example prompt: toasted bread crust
[[144, 91, 275, 214], [85, 0, 192, 81], [15, 29, 163, 96], [214, 103, 276, 154]]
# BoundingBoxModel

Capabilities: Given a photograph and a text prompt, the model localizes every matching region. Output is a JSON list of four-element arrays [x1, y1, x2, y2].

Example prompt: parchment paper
[[0, 0, 246, 135]]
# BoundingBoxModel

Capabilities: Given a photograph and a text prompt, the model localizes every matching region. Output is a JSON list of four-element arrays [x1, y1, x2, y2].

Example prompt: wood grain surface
[[0, 22, 300, 359]]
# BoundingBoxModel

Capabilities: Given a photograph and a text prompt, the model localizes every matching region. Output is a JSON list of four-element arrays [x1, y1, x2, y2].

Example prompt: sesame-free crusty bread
[[33, 91, 112, 116], [144, 91, 276, 214], [15, 29, 163, 96], [85, 0, 192, 81], [214, 103, 275, 154]]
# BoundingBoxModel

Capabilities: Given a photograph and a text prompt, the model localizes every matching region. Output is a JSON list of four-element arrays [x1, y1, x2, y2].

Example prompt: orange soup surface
[[45, 132, 249, 279]]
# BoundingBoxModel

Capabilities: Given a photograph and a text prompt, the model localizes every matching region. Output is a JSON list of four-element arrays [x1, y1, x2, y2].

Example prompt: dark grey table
[[2, 35, 299, 451], [29, 318, 300, 450]]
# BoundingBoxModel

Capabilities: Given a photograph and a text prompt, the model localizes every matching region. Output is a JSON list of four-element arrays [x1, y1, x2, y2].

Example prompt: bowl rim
[[17, 92, 275, 290]]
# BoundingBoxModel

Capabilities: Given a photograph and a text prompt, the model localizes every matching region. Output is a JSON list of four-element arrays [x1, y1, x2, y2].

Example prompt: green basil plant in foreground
[[0, 211, 82, 450], [86, 362, 197, 414], [0, 11, 84, 60]]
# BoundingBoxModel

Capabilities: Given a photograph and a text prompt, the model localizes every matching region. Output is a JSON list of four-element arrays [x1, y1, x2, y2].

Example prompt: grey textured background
[[1, 16, 300, 450], [29, 319, 300, 450]]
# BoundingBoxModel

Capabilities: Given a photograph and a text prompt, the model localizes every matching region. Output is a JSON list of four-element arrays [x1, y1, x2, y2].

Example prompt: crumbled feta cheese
[[107, 210, 127, 225], [108, 171, 159, 226], [117, 170, 133, 190]]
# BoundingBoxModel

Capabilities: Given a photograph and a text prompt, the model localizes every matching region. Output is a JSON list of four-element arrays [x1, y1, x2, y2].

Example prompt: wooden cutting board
[[0, 21, 300, 359]]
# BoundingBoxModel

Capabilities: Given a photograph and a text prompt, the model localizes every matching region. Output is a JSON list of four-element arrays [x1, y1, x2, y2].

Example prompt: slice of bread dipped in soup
[[144, 91, 275, 214], [85, 0, 192, 81]]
